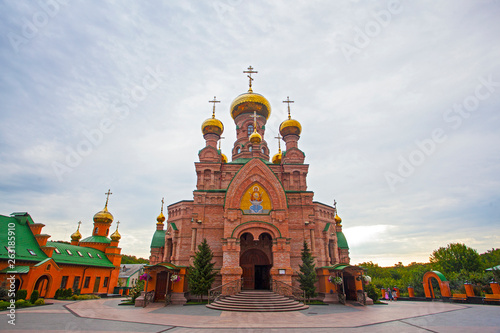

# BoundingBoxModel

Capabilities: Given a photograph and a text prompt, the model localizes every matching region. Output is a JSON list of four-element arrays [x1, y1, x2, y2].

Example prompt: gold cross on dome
[[243, 66, 258, 92], [77, 221, 81, 230], [274, 133, 282, 150], [333, 199, 337, 210], [218, 136, 225, 150], [161, 197, 164, 213], [208, 96, 220, 118], [104, 189, 112, 208], [253, 111, 258, 129], [116, 221, 120, 230], [283, 96, 294, 119]]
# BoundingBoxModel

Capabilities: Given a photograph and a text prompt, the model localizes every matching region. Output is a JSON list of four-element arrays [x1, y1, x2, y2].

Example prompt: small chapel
[[147, 67, 365, 305]]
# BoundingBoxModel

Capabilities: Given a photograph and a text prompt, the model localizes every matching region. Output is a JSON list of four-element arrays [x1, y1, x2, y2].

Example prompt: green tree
[[188, 239, 216, 301], [121, 254, 149, 264], [297, 240, 318, 302], [480, 248, 500, 269], [430, 243, 482, 274]]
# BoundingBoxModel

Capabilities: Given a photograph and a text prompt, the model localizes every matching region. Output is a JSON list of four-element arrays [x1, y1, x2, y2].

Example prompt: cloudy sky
[[1, 1, 499, 267]]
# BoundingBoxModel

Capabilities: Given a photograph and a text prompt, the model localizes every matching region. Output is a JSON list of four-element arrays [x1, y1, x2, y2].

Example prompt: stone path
[[1, 298, 499, 332]]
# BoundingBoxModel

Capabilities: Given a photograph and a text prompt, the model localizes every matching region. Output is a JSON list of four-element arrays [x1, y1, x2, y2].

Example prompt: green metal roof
[[0, 214, 115, 268], [323, 222, 331, 232], [0, 214, 48, 262], [0, 266, 30, 274], [170, 222, 178, 231], [80, 235, 111, 244], [336, 231, 349, 249], [47, 241, 115, 268], [150, 230, 165, 248]]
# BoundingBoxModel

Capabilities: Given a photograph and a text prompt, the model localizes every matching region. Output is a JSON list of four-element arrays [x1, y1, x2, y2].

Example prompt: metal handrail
[[143, 290, 154, 308], [208, 278, 243, 304], [271, 279, 305, 303]]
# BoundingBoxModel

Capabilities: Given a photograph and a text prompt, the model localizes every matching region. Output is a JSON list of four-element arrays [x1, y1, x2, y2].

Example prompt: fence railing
[[271, 279, 305, 302], [208, 278, 243, 304]]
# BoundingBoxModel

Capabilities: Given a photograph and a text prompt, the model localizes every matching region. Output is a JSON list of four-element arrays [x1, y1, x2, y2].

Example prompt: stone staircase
[[206, 290, 309, 312]]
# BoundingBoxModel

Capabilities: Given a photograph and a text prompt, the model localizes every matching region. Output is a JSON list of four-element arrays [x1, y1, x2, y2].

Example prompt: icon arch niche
[[225, 158, 287, 214]]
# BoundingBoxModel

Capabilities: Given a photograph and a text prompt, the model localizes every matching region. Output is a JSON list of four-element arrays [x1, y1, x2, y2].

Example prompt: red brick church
[[148, 67, 362, 303]]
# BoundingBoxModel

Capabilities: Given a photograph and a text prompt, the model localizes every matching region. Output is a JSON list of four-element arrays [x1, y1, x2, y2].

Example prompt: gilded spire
[[104, 189, 112, 209], [219, 137, 228, 163], [279, 96, 302, 137], [71, 221, 82, 241], [334, 199, 342, 225], [249, 111, 262, 144], [272, 133, 283, 164], [93, 189, 114, 224], [243, 65, 258, 93], [202, 97, 224, 136], [275, 133, 282, 153], [157, 197, 166, 224], [209, 96, 220, 118], [110, 220, 121, 241], [283, 96, 294, 120]]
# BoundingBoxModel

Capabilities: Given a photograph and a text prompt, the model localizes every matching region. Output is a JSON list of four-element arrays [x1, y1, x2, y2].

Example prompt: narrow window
[[60, 276, 68, 289], [84, 276, 91, 288], [247, 124, 254, 136]]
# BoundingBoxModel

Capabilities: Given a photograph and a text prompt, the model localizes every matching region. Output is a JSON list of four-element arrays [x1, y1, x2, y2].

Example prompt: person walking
[[388, 287, 394, 301], [392, 288, 397, 301]]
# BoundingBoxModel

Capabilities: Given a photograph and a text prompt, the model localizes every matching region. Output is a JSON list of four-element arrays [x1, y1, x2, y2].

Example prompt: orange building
[[0, 192, 122, 299]]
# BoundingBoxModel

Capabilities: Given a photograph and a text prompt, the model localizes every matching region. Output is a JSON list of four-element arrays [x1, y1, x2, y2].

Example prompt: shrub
[[16, 289, 27, 301], [0, 286, 8, 301], [0, 300, 10, 310], [29, 290, 39, 304], [54, 288, 62, 299], [34, 298, 45, 306], [364, 283, 380, 302], [15, 299, 26, 307], [64, 288, 73, 298]]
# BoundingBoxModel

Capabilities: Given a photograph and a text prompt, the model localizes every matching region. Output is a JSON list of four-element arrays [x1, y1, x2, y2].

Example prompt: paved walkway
[[1, 298, 499, 332]]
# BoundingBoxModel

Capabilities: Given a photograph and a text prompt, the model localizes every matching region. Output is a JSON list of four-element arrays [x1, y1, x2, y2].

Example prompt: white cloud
[[1, 1, 499, 265]]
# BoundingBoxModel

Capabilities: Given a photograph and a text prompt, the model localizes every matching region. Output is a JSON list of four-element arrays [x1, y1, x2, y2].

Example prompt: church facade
[[150, 68, 355, 299], [0, 194, 122, 299]]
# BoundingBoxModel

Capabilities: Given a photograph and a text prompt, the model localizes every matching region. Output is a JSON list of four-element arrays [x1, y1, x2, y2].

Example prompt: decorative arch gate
[[422, 271, 451, 298]]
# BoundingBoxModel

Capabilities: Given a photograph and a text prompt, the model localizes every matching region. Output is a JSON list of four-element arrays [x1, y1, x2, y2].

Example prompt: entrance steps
[[206, 290, 309, 312]]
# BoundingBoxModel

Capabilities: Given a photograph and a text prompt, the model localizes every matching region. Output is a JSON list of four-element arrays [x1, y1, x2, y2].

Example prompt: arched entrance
[[240, 232, 273, 290], [423, 271, 451, 298], [33, 275, 50, 298]]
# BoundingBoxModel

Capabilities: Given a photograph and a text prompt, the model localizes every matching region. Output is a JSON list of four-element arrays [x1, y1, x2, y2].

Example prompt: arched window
[[237, 147, 241, 154], [247, 124, 254, 136], [261, 147, 266, 154], [94, 227, 99, 234], [249, 146, 253, 152]]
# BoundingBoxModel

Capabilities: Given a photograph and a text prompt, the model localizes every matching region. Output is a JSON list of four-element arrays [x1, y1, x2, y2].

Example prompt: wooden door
[[93, 277, 101, 293], [241, 264, 254, 289], [155, 271, 168, 301]]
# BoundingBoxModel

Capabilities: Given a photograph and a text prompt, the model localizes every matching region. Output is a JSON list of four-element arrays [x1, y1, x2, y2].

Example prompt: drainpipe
[[80, 267, 88, 292]]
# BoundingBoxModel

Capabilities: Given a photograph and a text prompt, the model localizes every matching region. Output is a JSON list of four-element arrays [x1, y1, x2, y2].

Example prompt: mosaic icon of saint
[[249, 186, 263, 213]]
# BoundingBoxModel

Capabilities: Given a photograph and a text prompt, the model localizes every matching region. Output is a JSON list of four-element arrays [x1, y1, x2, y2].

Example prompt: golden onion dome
[[221, 152, 228, 163], [249, 131, 262, 144], [230, 92, 271, 120], [334, 213, 342, 224], [280, 118, 302, 137], [71, 228, 82, 241], [201, 116, 224, 136], [110, 228, 121, 241], [93, 206, 113, 224], [156, 212, 166, 224], [272, 149, 282, 164]]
